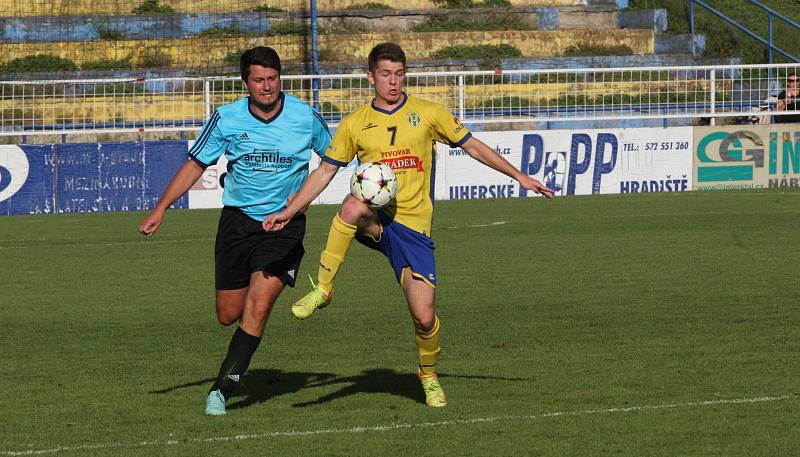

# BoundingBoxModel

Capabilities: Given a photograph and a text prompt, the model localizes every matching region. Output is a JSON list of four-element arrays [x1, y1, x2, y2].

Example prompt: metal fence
[[2, 62, 799, 136]]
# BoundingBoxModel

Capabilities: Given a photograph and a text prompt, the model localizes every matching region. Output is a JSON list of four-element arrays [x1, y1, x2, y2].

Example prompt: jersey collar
[[248, 92, 285, 124], [371, 92, 407, 115]]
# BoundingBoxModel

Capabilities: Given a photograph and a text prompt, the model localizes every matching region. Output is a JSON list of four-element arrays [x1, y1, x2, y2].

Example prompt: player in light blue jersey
[[138, 46, 331, 416], [189, 90, 331, 221]]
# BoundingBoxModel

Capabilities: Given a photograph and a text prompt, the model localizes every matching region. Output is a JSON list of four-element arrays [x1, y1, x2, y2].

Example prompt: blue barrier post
[[310, 0, 320, 112], [768, 13, 774, 65]]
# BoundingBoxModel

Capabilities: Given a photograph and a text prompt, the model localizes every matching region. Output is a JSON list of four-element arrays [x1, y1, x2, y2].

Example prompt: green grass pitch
[[1, 189, 798, 456]]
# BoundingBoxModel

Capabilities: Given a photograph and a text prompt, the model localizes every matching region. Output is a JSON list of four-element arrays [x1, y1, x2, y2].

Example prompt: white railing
[[1, 62, 799, 136]]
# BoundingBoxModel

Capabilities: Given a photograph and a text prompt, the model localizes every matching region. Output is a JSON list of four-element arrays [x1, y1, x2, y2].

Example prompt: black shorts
[[214, 206, 305, 290]]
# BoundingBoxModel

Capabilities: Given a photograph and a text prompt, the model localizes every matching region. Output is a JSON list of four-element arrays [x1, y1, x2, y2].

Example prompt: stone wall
[[0, 29, 654, 68], [0, 0, 586, 16]]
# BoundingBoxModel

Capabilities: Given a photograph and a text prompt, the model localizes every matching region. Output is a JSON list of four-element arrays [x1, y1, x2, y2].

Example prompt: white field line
[[443, 221, 509, 229], [2, 395, 795, 456]]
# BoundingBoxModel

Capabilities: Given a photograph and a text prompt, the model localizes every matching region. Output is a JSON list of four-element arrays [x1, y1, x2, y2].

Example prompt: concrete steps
[[0, 0, 587, 16], [0, 5, 662, 43], [0, 29, 655, 72], [0, 1, 711, 78]]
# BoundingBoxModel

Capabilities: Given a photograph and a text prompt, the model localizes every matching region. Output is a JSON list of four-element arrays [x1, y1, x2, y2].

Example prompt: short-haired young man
[[139, 46, 332, 415], [263, 42, 554, 407]]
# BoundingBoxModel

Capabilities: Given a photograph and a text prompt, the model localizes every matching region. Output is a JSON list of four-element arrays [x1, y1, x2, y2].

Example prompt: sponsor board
[[440, 128, 693, 199], [0, 126, 704, 216], [0, 142, 186, 216], [693, 125, 800, 190], [188, 148, 227, 209], [0, 145, 34, 212]]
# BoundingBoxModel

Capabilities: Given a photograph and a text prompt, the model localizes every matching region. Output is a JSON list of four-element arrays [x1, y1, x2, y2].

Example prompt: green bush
[[223, 51, 242, 68], [138, 51, 172, 69], [431, 44, 522, 60], [82, 59, 133, 71], [319, 101, 342, 115], [94, 83, 149, 95], [132, 0, 176, 14], [97, 27, 125, 40], [199, 26, 242, 38], [413, 13, 527, 32], [0, 108, 35, 126], [545, 90, 728, 106], [269, 22, 308, 35], [477, 96, 533, 108], [1, 55, 78, 73], [252, 5, 285, 12], [627, 0, 800, 63], [344, 2, 393, 9], [432, 0, 474, 7], [561, 44, 634, 57], [431, 0, 511, 7], [327, 78, 369, 89]]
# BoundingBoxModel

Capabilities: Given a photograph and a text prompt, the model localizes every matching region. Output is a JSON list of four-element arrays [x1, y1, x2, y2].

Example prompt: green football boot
[[418, 369, 447, 407], [291, 276, 333, 320]]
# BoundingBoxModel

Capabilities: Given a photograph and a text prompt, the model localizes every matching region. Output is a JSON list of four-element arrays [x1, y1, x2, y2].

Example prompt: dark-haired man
[[776, 72, 800, 124], [139, 46, 332, 415], [263, 43, 554, 407]]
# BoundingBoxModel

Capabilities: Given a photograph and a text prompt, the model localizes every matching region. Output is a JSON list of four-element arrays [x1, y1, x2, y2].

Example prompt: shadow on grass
[[150, 369, 529, 410], [149, 369, 337, 410], [291, 369, 531, 408], [292, 368, 424, 407]]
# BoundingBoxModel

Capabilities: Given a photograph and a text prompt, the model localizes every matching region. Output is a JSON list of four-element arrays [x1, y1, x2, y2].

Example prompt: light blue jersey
[[189, 93, 331, 220]]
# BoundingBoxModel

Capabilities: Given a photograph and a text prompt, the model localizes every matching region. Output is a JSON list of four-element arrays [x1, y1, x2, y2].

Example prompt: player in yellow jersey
[[263, 43, 554, 407]]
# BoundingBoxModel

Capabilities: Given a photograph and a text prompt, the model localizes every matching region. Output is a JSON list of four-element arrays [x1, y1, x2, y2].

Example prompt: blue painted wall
[[0, 13, 272, 42], [0, 141, 187, 216]]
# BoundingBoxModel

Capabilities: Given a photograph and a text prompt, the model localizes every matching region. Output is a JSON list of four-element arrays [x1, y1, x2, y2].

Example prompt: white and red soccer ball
[[349, 161, 398, 208]]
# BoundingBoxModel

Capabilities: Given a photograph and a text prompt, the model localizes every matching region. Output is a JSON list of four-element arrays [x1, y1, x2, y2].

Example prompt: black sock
[[210, 326, 262, 400]]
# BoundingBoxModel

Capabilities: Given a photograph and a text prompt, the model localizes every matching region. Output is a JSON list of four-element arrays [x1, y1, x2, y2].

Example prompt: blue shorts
[[356, 210, 437, 287]]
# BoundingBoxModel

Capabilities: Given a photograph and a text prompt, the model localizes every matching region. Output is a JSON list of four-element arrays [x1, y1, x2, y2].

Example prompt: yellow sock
[[317, 213, 356, 293], [415, 315, 441, 375]]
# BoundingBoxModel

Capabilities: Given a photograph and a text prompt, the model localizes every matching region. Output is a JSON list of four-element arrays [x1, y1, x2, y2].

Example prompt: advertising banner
[[0, 145, 54, 215], [439, 127, 693, 199], [0, 141, 186, 216], [0, 127, 699, 216], [188, 150, 226, 209], [693, 125, 800, 190], [56, 141, 185, 213]]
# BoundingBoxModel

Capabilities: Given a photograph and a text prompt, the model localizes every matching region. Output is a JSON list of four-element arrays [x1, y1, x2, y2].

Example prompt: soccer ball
[[349, 161, 398, 208]]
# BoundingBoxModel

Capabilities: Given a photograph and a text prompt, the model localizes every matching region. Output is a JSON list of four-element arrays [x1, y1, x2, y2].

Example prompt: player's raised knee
[[338, 194, 372, 223]]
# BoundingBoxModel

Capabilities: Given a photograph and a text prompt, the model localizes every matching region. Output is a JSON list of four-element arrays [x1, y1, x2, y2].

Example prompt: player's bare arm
[[262, 160, 341, 232], [459, 136, 555, 199], [138, 159, 205, 236]]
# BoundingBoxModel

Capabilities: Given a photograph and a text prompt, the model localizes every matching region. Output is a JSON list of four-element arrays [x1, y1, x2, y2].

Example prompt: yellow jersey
[[323, 95, 471, 235]]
